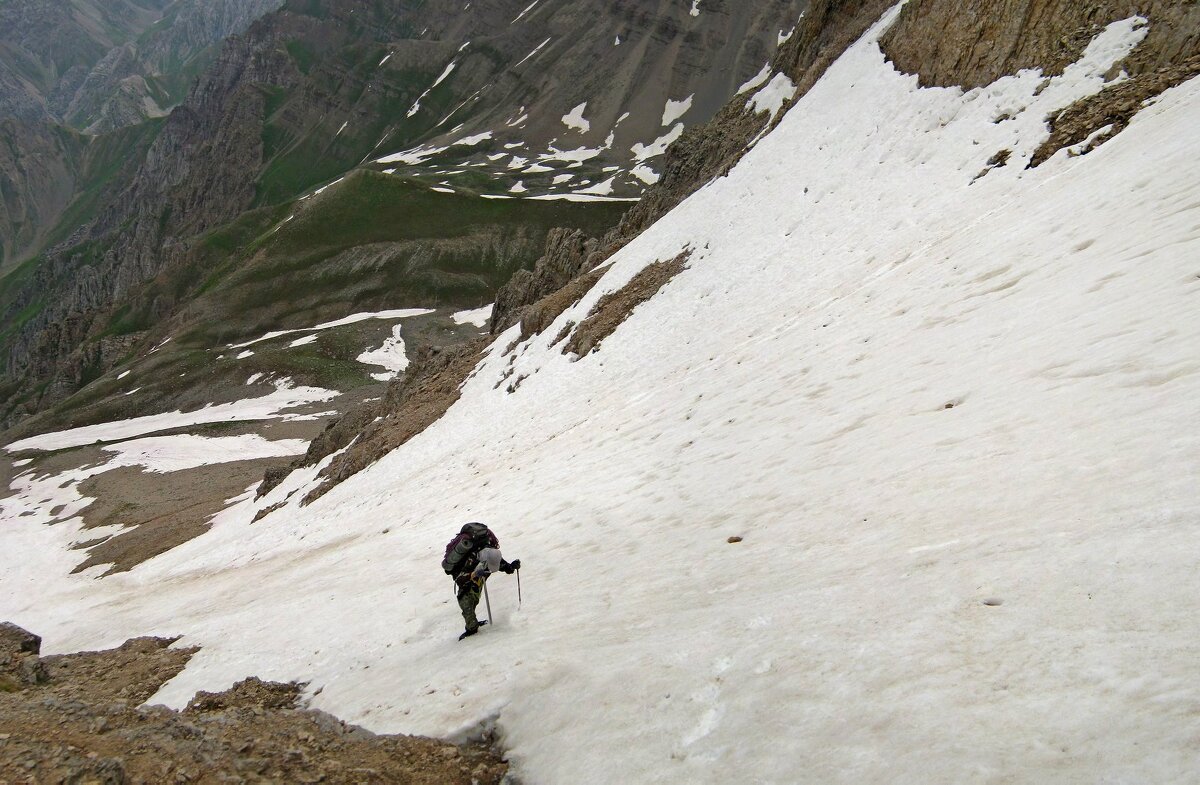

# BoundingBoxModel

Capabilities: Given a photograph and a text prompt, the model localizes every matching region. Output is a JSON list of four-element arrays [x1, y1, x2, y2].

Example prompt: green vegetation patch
[[265, 171, 621, 259]]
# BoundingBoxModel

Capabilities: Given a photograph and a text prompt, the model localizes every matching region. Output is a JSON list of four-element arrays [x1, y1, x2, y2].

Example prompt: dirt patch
[[1030, 53, 1200, 166], [881, 1, 1200, 89], [72, 457, 289, 575], [563, 252, 690, 358], [3, 414, 336, 575], [0, 624, 507, 784]]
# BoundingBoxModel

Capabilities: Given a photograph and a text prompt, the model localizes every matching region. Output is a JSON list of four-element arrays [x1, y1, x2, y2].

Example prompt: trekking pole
[[483, 579, 493, 626], [516, 567, 522, 608]]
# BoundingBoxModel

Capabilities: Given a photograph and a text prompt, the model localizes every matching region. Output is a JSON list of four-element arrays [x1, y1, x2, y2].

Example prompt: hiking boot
[[457, 621, 487, 641]]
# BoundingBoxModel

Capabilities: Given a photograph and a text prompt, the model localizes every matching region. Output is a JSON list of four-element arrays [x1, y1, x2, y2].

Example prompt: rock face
[[880, 0, 1200, 89], [0, 120, 82, 270]]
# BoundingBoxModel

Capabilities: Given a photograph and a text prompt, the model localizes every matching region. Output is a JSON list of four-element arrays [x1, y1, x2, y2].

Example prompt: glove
[[500, 559, 520, 573]]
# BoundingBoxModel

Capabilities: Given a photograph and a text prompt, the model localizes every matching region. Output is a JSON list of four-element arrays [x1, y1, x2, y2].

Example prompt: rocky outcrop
[[1030, 51, 1200, 166], [0, 627, 508, 783], [562, 250, 691, 357], [879, 1, 1200, 165], [490, 228, 600, 333], [0, 622, 49, 691], [881, 0, 1200, 90]]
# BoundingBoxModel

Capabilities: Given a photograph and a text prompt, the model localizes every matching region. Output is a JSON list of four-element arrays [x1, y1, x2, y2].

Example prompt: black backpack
[[442, 522, 498, 575]]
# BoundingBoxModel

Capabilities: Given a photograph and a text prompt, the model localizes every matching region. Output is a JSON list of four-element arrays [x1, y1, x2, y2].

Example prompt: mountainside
[[0, 0, 806, 435], [0, 0, 283, 273], [2, 0, 1199, 782], [0, 0, 284, 131]]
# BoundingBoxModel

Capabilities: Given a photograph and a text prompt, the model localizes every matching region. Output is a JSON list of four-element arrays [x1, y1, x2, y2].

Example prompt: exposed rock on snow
[[1030, 53, 1200, 166], [563, 251, 690, 357], [881, 0, 1200, 90]]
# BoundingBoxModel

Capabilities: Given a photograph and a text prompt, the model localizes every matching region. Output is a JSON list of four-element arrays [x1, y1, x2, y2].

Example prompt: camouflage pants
[[456, 576, 483, 631]]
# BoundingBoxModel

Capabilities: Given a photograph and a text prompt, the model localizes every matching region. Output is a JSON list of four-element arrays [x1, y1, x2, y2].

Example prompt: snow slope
[[4, 6, 1200, 783]]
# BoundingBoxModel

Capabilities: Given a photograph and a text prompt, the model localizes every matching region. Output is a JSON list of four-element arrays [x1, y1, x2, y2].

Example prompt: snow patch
[[737, 63, 772, 95], [514, 38, 550, 69], [631, 123, 684, 161], [511, 0, 539, 23], [749, 72, 797, 117], [357, 325, 410, 381], [631, 164, 660, 185], [6, 380, 338, 452], [561, 102, 590, 133], [662, 95, 694, 126], [451, 305, 493, 328], [407, 61, 458, 118], [230, 309, 434, 349]]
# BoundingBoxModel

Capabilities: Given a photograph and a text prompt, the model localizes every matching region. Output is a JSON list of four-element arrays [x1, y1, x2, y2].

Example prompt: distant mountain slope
[[0, 0, 283, 272], [0, 0, 806, 431], [0, 0, 169, 124], [0, 0, 283, 132]]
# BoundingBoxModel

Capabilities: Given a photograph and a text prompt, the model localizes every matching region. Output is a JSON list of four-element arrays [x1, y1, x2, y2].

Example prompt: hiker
[[442, 522, 520, 640]]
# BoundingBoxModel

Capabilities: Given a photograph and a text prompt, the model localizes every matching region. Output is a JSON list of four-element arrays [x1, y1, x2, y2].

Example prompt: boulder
[[1, 621, 50, 687]]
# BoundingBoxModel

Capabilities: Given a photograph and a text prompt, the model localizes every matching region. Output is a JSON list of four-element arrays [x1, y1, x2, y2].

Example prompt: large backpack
[[442, 522, 499, 575]]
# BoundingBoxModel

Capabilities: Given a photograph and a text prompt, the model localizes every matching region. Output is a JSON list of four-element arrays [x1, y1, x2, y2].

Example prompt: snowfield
[[4, 6, 1200, 783]]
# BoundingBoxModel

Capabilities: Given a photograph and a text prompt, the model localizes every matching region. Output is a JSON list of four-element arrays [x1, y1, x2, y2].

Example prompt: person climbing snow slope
[[442, 522, 520, 640]]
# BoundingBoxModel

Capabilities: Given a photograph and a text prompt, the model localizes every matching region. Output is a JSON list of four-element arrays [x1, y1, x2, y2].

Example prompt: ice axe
[[516, 566, 522, 608]]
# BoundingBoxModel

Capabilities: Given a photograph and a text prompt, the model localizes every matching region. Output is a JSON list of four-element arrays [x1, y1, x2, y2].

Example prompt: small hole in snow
[[982, 598, 1004, 606]]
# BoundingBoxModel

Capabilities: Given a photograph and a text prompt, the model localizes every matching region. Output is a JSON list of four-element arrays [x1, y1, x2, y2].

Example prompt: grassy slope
[[186, 170, 626, 344]]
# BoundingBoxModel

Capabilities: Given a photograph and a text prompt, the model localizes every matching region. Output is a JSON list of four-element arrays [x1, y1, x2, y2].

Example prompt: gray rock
[[0, 622, 42, 655]]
